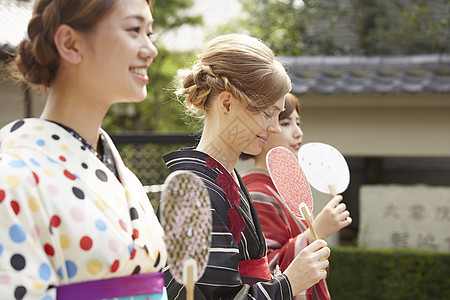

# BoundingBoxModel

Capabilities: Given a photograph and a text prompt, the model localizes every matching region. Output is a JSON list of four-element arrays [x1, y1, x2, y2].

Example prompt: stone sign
[[358, 184, 450, 252]]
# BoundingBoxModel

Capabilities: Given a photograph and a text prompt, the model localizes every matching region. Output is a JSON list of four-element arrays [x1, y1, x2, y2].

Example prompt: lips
[[291, 142, 302, 151], [130, 67, 148, 76], [257, 135, 268, 145]]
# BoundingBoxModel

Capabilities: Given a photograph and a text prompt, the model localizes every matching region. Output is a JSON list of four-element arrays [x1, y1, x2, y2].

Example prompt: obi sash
[[56, 272, 164, 300], [238, 256, 272, 285]]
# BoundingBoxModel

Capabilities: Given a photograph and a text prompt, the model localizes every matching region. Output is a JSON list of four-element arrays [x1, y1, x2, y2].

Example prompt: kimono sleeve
[[0, 153, 59, 299]]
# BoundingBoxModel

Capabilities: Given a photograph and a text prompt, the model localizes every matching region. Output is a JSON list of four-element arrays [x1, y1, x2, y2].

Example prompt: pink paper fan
[[266, 146, 314, 219]]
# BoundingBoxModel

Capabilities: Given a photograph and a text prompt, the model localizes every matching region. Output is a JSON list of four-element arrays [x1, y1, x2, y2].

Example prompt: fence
[[110, 133, 198, 208]]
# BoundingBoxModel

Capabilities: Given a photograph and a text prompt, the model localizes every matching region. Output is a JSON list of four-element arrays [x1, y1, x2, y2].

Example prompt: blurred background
[[1, 0, 449, 298]]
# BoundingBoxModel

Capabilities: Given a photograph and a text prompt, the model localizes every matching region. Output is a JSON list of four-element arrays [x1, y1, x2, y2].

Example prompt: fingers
[[329, 195, 343, 207], [335, 202, 347, 213], [308, 239, 328, 252]]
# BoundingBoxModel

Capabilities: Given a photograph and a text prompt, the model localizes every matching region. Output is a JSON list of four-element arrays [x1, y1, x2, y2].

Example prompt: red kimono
[[241, 168, 331, 300]]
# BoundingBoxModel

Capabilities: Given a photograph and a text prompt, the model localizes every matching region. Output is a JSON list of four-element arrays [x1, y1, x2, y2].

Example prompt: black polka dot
[[52, 134, 60, 140], [81, 163, 88, 169], [11, 120, 25, 132], [14, 286, 26, 300], [132, 265, 141, 275], [81, 146, 86, 151], [72, 187, 85, 199], [11, 254, 26, 271], [95, 169, 108, 182], [130, 207, 139, 220], [153, 251, 161, 268]]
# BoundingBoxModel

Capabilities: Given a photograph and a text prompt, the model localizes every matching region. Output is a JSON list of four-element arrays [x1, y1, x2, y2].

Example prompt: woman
[[162, 34, 330, 299], [241, 93, 352, 300], [0, 0, 167, 299]]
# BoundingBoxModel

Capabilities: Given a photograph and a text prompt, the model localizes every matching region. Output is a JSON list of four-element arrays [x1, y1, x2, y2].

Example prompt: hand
[[312, 195, 352, 240], [283, 239, 330, 296]]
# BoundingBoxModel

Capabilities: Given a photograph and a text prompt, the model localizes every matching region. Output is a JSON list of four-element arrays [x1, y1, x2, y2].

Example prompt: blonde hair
[[176, 34, 291, 116]]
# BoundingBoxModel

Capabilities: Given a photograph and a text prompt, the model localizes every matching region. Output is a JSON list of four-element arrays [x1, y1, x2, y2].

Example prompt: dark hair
[[240, 92, 301, 160], [10, 0, 151, 88]]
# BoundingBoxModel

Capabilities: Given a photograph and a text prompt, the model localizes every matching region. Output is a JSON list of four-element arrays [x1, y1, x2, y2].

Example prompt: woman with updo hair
[[161, 34, 330, 300], [0, 0, 167, 299]]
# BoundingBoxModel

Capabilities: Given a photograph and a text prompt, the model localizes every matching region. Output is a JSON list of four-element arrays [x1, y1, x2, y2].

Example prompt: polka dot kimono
[[0, 119, 166, 300]]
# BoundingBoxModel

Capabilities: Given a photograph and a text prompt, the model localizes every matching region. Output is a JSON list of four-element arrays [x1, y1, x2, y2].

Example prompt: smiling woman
[[0, 0, 168, 299], [160, 34, 331, 300]]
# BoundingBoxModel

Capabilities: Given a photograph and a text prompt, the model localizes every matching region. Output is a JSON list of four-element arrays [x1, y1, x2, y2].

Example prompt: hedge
[[326, 247, 450, 300]]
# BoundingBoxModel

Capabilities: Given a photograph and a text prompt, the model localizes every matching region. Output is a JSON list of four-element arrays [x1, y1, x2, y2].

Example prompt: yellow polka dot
[[6, 175, 20, 188], [94, 198, 108, 212], [6, 141, 15, 149], [146, 225, 153, 238], [28, 196, 40, 212], [33, 280, 46, 290], [87, 259, 103, 275], [60, 144, 68, 151], [59, 234, 71, 249], [115, 194, 124, 206], [35, 126, 44, 131], [43, 168, 54, 178]]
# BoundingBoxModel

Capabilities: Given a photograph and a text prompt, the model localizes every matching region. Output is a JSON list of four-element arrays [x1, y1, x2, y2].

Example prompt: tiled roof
[[0, 0, 32, 58], [281, 55, 450, 94]]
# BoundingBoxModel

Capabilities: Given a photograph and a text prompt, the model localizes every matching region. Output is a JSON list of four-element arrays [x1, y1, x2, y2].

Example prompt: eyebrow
[[273, 105, 285, 112], [125, 14, 154, 24]]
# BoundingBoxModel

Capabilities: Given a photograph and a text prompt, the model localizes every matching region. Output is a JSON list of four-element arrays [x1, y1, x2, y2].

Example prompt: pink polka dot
[[80, 236, 93, 251], [10, 200, 20, 215], [47, 185, 58, 196], [31, 225, 40, 239], [70, 206, 85, 222], [0, 275, 11, 285], [27, 174, 38, 187], [108, 239, 120, 252], [19, 134, 28, 139]]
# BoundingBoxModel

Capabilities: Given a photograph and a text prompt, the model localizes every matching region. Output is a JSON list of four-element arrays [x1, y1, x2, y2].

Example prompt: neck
[[196, 118, 239, 173], [253, 152, 268, 170], [40, 87, 108, 151]]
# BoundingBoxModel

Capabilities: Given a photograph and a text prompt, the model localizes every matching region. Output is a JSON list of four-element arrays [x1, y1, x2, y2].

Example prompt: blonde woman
[[162, 34, 330, 300]]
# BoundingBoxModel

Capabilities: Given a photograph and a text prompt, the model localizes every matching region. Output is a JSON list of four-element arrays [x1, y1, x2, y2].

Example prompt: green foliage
[[327, 247, 450, 300], [231, 0, 449, 56]]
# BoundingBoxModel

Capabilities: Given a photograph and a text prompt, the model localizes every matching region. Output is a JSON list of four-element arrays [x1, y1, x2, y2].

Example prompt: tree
[[103, 0, 203, 133], [223, 0, 449, 56]]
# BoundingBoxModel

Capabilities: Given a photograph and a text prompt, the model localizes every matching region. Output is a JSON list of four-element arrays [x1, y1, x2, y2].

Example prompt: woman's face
[[264, 109, 303, 157], [80, 0, 157, 105], [237, 97, 286, 157]]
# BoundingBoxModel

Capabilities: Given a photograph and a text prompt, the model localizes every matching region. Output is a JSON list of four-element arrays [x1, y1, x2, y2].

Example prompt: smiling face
[[265, 109, 303, 156], [80, 0, 157, 105], [238, 96, 286, 156]]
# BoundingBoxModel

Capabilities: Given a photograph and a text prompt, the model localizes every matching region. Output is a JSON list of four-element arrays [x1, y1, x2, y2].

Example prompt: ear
[[217, 91, 233, 115], [54, 24, 82, 64]]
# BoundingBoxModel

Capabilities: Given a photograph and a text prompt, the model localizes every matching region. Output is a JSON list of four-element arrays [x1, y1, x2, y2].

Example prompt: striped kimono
[[162, 149, 293, 300], [241, 168, 331, 300]]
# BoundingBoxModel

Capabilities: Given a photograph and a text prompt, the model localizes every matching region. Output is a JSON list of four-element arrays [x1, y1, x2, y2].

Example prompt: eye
[[129, 27, 141, 34], [280, 121, 290, 127], [263, 112, 273, 120]]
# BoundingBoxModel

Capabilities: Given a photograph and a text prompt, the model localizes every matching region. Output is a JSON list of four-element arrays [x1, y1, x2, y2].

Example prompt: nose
[[140, 36, 158, 61], [268, 119, 281, 134], [294, 124, 303, 138]]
